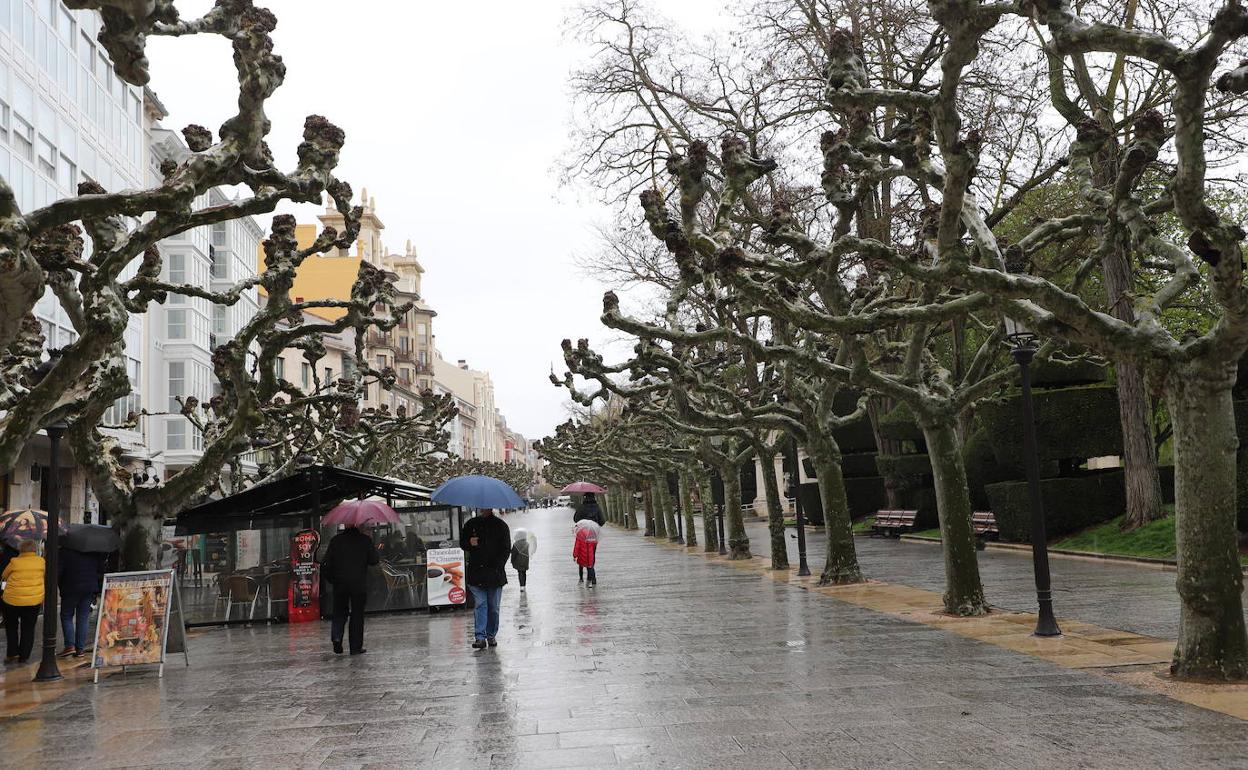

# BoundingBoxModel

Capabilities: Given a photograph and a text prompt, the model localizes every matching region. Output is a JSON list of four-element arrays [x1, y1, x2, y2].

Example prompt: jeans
[[3, 601, 39, 660], [60, 593, 94, 651], [468, 585, 502, 640], [330, 591, 367, 652]]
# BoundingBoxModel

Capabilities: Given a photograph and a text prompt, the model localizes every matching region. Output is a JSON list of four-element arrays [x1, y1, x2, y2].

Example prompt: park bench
[[972, 511, 999, 542], [871, 510, 917, 537]]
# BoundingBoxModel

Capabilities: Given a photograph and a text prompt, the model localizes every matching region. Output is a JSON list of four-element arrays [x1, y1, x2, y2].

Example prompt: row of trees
[[0, 2, 461, 567], [544, 0, 1248, 681]]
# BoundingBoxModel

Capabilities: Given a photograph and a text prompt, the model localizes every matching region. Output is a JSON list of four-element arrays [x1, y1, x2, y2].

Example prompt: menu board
[[92, 570, 174, 669], [289, 529, 320, 623], [426, 547, 465, 607]]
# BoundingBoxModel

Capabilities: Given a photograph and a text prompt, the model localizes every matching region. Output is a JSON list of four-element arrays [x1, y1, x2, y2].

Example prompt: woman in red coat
[[573, 520, 601, 587]]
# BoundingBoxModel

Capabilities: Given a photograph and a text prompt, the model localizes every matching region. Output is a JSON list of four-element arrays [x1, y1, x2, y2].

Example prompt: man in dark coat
[[58, 547, 106, 656], [573, 493, 605, 526], [321, 526, 379, 655], [460, 510, 510, 649]]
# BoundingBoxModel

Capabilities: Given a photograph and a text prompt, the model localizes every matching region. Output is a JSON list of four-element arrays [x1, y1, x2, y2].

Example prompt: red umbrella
[[562, 481, 607, 494], [321, 499, 400, 528]]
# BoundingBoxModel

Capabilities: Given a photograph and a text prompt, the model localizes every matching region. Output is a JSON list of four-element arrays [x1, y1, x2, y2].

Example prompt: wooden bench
[[972, 511, 999, 541], [871, 510, 917, 537]]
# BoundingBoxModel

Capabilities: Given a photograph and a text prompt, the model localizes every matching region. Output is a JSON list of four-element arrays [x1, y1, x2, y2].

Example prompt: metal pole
[[716, 503, 727, 556], [35, 423, 66, 682], [673, 478, 685, 545], [1013, 344, 1061, 637], [790, 439, 810, 577]]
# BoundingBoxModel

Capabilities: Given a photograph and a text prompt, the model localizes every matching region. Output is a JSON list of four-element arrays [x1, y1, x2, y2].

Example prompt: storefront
[[173, 465, 462, 627]]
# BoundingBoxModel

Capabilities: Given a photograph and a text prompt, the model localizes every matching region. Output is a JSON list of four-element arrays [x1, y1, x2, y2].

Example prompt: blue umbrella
[[432, 475, 525, 510]]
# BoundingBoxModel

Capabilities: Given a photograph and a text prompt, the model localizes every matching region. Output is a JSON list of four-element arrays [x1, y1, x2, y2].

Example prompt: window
[[301, 362, 311, 390], [212, 304, 226, 336], [12, 116, 32, 160], [167, 253, 185, 304], [36, 135, 55, 177], [211, 222, 227, 247], [376, 355, 386, 371], [324, 366, 333, 383], [209, 245, 226, 279], [56, 154, 74, 190], [168, 361, 185, 410], [274, 357, 285, 380], [166, 419, 186, 451], [416, 322, 427, 338], [166, 308, 186, 339]]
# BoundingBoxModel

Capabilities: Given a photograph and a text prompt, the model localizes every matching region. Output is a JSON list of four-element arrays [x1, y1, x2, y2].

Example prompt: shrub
[[845, 476, 887, 518], [831, 389, 879, 453], [985, 469, 1126, 542], [978, 385, 1122, 466], [962, 428, 1016, 510], [878, 402, 925, 442], [839, 451, 878, 478], [874, 452, 933, 482], [1030, 357, 1107, 387]]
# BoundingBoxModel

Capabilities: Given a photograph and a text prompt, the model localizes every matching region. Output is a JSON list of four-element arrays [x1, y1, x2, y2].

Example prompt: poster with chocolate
[[426, 547, 466, 607], [289, 529, 321, 623]]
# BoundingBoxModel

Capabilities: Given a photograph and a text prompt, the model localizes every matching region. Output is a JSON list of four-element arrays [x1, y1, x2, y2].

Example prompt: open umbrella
[[322, 499, 401, 528], [0, 508, 66, 547], [61, 523, 123, 553], [513, 527, 538, 555], [432, 475, 525, 510], [562, 481, 607, 494], [573, 518, 602, 543]]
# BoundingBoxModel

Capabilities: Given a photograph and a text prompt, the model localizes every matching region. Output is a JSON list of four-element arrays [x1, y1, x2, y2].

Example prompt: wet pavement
[[2, 506, 1246, 769]]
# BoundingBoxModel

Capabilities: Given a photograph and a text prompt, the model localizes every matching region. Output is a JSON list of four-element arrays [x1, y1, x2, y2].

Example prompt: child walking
[[510, 528, 536, 591], [573, 519, 601, 587]]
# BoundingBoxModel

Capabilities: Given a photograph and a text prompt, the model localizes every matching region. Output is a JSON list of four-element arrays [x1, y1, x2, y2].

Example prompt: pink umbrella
[[562, 481, 607, 494], [321, 499, 400, 527]]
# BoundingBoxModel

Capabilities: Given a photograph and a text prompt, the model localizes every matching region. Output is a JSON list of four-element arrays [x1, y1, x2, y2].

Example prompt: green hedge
[[839, 451, 878, 478], [874, 452, 933, 482], [1031, 358, 1106, 388], [962, 428, 1017, 510], [878, 403, 925, 442], [985, 469, 1125, 543], [845, 476, 887, 518], [831, 389, 879, 453], [979, 385, 1122, 467]]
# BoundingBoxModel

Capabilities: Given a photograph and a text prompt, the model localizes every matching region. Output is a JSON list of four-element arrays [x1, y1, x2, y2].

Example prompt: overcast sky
[[145, 0, 726, 441]]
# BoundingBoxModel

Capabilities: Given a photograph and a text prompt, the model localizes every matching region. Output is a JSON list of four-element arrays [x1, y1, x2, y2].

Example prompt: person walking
[[461, 509, 510, 650], [510, 528, 536, 591], [2, 540, 45, 663], [573, 493, 605, 526], [573, 519, 602, 586], [320, 525, 379, 655], [58, 545, 105, 657]]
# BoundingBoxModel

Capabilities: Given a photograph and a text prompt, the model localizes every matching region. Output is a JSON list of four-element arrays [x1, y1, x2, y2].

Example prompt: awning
[[174, 465, 441, 535]]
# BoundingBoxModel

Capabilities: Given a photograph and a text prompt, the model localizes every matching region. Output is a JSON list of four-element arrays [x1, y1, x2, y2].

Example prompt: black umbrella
[[61, 523, 122, 554]]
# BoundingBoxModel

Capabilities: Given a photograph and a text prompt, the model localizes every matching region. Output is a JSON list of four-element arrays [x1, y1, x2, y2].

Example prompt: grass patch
[[851, 516, 875, 533], [910, 527, 941, 539], [1055, 513, 1248, 565]]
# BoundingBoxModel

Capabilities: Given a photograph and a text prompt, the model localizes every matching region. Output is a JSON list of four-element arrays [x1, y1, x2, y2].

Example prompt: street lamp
[[672, 476, 685, 545], [708, 436, 727, 556], [1004, 317, 1062, 637], [35, 421, 67, 682], [786, 436, 810, 577]]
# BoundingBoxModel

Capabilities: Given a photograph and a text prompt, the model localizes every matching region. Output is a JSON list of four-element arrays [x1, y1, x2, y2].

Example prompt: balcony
[[367, 330, 395, 349]]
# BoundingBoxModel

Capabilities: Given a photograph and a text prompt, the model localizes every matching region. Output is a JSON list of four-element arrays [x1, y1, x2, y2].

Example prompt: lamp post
[[672, 478, 684, 545], [708, 436, 728, 555], [786, 436, 810, 577], [35, 421, 67, 682], [1004, 318, 1061, 637]]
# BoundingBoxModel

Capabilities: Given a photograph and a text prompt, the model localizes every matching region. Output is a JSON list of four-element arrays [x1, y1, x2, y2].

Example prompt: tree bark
[[698, 473, 718, 552], [642, 486, 656, 536], [809, 439, 864, 584], [867, 396, 903, 509], [657, 472, 678, 541], [756, 446, 788, 569], [679, 470, 697, 548], [115, 506, 162, 570], [651, 475, 669, 539], [1167, 368, 1248, 681], [919, 418, 989, 616], [722, 463, 750, 559], [1117, 361, 1165, 529]]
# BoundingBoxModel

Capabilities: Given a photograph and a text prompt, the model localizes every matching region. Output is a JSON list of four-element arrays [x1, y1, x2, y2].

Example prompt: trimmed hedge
[[797, 482, 824, 526], [1030, 358, 1107, 388], [845, 476, 887, 518], [874, 452, 933, 482], [985, 469, 1126, 543], [962, 428, 1016, 511], [979, 385, 1122, 467], [840, 451, 879, 478], [878, 403, 925, 442], [831, 389, 879, 453]]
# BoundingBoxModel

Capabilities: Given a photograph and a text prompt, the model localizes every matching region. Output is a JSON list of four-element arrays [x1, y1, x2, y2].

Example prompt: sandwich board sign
[[91, 568, 189, 682]]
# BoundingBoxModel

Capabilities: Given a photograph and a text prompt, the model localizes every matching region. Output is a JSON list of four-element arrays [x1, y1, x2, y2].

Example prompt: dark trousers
[[330, 591, 366, 652], [60, 593, 93, 651], [3, 601, 39, 660], [517, 570, 527, 587]]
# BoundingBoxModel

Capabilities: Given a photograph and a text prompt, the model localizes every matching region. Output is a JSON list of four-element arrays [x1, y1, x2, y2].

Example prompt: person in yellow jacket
[[3, 540, 45, 663]]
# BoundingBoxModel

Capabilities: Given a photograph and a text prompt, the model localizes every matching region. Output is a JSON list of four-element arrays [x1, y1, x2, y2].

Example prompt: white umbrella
[[573, 519, 602, 543], [513, 527, 538, 555]]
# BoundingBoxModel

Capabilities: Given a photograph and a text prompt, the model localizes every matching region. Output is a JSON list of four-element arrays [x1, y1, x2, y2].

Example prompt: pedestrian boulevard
[[2, 507, 1246, 769]]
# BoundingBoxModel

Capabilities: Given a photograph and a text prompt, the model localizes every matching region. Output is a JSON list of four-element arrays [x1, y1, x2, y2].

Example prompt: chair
[[213, 573, 230, 611], [223, 574, 260, 621], [265, 571, 291, 620], [380, 561, 416, 609]]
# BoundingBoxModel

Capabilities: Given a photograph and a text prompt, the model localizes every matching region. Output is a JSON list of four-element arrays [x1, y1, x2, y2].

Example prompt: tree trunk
[[651, 475, 669, 539], [1117, 361, 1165, 529], [658, 472, 678, 541], [642, 486, 656, 536], [809, 440, 864, 585], [679, 470, 697, 548], [698, 473, 718, 552], [722, 463, 750, 559], [116, 508, 162, 570], [758, 447, 788, 570], [623, 485, 636, 530], [867, 396, 903, 509], [1167, 369, 1248, 681], [920, 418, 989, 616]]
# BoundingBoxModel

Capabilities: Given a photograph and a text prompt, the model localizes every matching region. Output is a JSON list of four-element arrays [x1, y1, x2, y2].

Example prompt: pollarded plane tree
[[537, 415, 656, 530], [0, 1, 393, 566], [789, 0, 1248, 679]]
